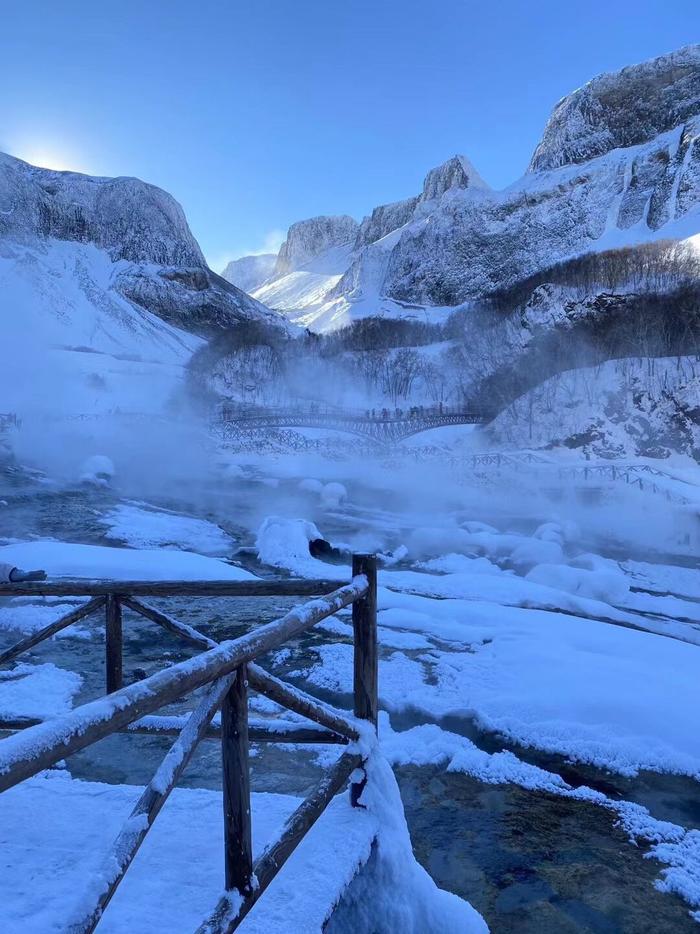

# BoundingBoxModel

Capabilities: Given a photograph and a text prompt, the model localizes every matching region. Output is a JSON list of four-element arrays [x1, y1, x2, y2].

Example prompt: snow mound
[[321, 482, 348, 507], [509, 538, 564, 571], [256, 516, 327, 577], [79, 455, 115, 487], [526, 563, 630, 604], [298, 478, 324, 495]]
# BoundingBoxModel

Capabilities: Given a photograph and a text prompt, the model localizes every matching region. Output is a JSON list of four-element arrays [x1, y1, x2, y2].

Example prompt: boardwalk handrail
[[0, 554, 379, 933]]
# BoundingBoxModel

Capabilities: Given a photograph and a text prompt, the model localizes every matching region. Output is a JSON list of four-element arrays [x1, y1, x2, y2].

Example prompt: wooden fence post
[[351, 553, 378, 807], [222, 664, 253, 895], [105, 595, 123, 693]]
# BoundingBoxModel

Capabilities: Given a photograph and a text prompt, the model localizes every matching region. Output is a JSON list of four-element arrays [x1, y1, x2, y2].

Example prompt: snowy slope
[[252, 243, 356, 326], [0, 238, 202, 417]]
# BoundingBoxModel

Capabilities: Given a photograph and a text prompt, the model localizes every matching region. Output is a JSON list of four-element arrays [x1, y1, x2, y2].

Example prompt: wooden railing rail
[[0, 555, 379, 934]]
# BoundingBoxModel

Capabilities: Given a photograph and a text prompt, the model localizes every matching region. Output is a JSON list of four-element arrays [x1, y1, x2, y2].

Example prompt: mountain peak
[[529, 44, 700, 172], [420, 154, 490, 202]]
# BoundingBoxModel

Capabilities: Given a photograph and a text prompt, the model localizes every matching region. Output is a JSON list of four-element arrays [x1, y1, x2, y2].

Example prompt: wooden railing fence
[[0, 554, 378, 933]]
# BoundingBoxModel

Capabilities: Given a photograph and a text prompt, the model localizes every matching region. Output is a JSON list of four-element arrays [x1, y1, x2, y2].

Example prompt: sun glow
[[11, 141, 89, 174]]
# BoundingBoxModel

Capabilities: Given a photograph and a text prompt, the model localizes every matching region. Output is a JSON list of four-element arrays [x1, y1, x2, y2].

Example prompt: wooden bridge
[[217, 404, 488, 445], [0, 556, 379, 933]]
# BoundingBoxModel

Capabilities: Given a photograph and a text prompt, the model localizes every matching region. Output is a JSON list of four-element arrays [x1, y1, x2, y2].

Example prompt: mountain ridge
[[227, 44, 700, 332]]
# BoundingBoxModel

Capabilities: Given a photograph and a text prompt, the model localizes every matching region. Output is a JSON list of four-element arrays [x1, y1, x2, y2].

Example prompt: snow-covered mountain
[[0, 153, 283, 337], [221, 253, 277, 293], [0, 153, 286, 419], [236, 45, 700, 332]]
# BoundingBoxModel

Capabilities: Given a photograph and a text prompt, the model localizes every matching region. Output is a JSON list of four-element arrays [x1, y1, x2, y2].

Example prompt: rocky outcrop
[[418, 154, 489, 203], [221, 253, 277, 293], [353, 197, 419, 250], [274, 215, 358, 276], [0, 153, 204, 266], [529, 44, 700, 172], [0, 152, 286, 337]]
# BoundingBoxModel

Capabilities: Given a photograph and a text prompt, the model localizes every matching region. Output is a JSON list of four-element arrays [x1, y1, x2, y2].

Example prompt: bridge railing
[[217, 401, 484, 423], [0, 555, 378, 933]]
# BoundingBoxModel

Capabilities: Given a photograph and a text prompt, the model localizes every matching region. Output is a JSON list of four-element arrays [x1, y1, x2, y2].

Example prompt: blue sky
[[1, 1, 698, 270]]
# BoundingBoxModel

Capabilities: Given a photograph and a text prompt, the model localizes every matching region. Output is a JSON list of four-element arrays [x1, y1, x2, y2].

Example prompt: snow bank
[[416, 553, 503, 576], [0, 541, 255, 581], [373, 584, 700, 776], [101, 504, 234, 556], [0, 662, 82, 719]]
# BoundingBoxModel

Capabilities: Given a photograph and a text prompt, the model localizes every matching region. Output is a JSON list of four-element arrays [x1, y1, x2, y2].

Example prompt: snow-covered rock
[[353, 196, 419, 250], [417, 154, 490, 205], [529, 44, 700, 172], [221, 253, 277, 293], [79, 455, 115, 486], [320, 481, 348, 507], [0, 152, 285, 339], [274, 215, 359, 277], [255, 516, 329, 576]]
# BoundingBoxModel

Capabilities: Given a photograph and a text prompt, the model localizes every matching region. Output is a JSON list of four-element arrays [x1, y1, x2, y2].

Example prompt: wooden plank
[[196, 751, 362, 934], [0, 596, 106, 666], [105, 595, 123, 693], [0, 716, 349, 744], [121, 596, 215, 650], [222, 665, 253, 895], [351, 554, 378, 727], [72, 671, 237, 934], [351, 554, 378, 807], [248, 664, 359, 741], [0, 579, 342, 598], [0, 577, 368, 792]]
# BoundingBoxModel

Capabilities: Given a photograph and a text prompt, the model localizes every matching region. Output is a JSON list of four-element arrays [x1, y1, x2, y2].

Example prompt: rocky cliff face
[[274, 215, 359, 276], [0, 153, 205, 266], [529, 45, 700, 172], [0, 152, 284, 337], [221, 253, 276, 293], [353, 196, 419, 250]]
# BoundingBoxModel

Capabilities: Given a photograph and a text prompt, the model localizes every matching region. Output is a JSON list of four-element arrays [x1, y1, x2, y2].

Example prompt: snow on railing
[[0, 556, 378, 934]]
